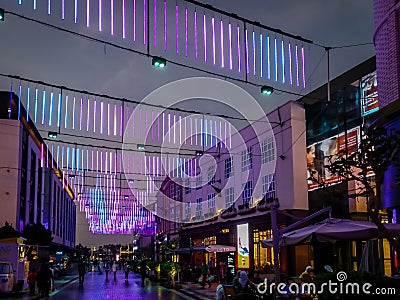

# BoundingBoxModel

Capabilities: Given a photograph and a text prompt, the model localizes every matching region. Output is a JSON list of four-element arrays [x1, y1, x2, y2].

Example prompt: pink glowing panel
[[185, 8, 188, 57], [220, 20, 224, 68], [87, 0, 90, 27], [302, 46, 306, 88], [153, 0, 156, 47], [203, 14, 207, 62], [194, 11, 198, 59], [72, 97, 76, 130], [122, 0, 126, 38], [212, 17, 216, 65], [281, 40, 285, 84], [163, 0, 167, 51], [99, 0, 102, 31], [175, 5, 179, 54], [133, 0, 136, 41], [173, 113, 176, 144], [144, 0, 147, 45], [237, 26, 241, 72]]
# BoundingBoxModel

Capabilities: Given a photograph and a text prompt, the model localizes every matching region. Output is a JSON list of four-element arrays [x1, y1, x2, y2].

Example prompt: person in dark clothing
[[140, 260, 147, 287], [104, 261, 110, 280], [37, 263, 53, 298], [201, 259, 210, 288], [78, 260, 86, 285], [27, 269, 37, 296], [233, 271, 253, 300]]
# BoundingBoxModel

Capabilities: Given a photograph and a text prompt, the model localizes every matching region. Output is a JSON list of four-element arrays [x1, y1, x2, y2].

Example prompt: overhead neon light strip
[[164, 0, 167, 51], [153, 0, 157, 47], [99, 0, 102, 31], [120, 105, 123, 136], [74, 0, 78, 23], [228, 23, 232, 70], [260, 34, 263, 77], [122, 0, 126, 38], [41, 90, 46, 125], [220, 20, 224, 68], [33, 0, 37, 10], [295, 45, 299, 86], [49, 92, 54, 126], [143, 0, 147, 45], [107, 103, 110, 135], [266, 36, 270, 79], [175, 5, 179, 54], [64, 95, 68, 128], [18, 85, 21, 120], [56, 145, 59, 167], [100, 102, 104, 134], [18, 0, 22, 4], [87, 0, 90, 27], [288, 42, 293, 85], [212, 17, 216, 65], [185, 8, 188, 57], [111, 0, 114, 35], [62, 0, 65, 19], [274, 37, 278, 82], [26, 87, 30, 122], [302, 46, 306, 88], [281, 40, 285, 84], [94, 100, 97, 133], [72, 96, 76, 130], [48, 0, 51, 15], [245, 29, 249, 74], [114, 104, 117, 136], [194, 11, 198, 59], [34, 89, 38, 123], [57, 93, 62, 128], [252, 31, 256, 75], [133, 0, 136, 41], [87, 98, 90, 131], [203, 14, 207, 62], [80, 97, 83, 131], [40, 143, 44, 167], [237, 26, 241, 72]]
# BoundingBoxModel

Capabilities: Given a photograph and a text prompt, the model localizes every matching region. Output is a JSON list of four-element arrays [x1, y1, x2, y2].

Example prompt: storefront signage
[[237, 223, 249, 268]]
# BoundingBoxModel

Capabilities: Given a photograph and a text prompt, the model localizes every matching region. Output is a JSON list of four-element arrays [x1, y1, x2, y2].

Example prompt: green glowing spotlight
[[152, 57, 166, 69], [48, 131, 58, 139], [0, 8, 4, 22], [137, 144, 146, 151], [261, 86, 274, 95]]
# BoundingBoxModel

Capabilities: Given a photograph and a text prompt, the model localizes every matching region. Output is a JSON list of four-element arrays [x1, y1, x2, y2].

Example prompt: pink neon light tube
[[87, 98, 90, 132], [229, 23, 232, 70], [93, 100, 97, 133], [99, 0, 102, 32], [245, 29, 249, 74], [133, 0, 136, 41], [122, 0, 126, 38], [302, 46, 306, 88], [220, 20, 224, 68], [87, 0, 90, 27], [295, 45, 299, 86], [144, 0, 147, 45], [288, 42, 293, 85], [164, 0, 167, 51], [203, 14, 207, 62], [237, 26, 241, 72], [212, 17, 216, 65], [194, 11, 198, 59], [153, 0, 157, 47], [175, 5, 179, 54], [185, 8, 188, 57]]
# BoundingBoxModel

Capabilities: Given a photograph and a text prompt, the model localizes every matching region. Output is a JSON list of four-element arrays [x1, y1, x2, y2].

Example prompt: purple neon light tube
[[120, 105, 123, 136], [48, 0, 51, 15], [228, 23, 232, 70], [164, 0, 167, 50], [33, 0, 37, 10], [74, 0, 78, 23], [99, 0, 102, 31], [220, 20, 224, 68], [260, 34, 263, 77], [266, 36, 270, 79], [175, 5, 179, 54], [100, 102, 104, 134], [93, 100, 97, 133], [281, 40, 285, 84], [245, 29, 249, 74], [144, 0, 147, 45], [133, 0, 136, 41], [87, 98, 90, 131], [87, 0, 90, 27], [80, 97, 83, 130], [274, 38, 278, 82], [237, 26, 241, 72], [194, 11, 198, 59], [185, 8, 188, 57], [111, 0, 114, 35], [295, 45, 299, 86], [252, 30, 256, 75], [114, 104, 117, 136], [302, 46, 306, 88], [62, 0, 65, 19], [288, 42, 293, 85], [123, 0, 126, 38], [153, 0, 156, 47], [212, 17, 216, 65], [203, 14, 207, 62], [107, 103, 110, 135]]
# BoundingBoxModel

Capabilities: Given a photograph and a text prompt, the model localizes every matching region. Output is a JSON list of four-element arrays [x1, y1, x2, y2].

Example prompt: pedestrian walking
[[112, 261, 118, 280], [27, 268, 37, 296], [37, 263, 53, 298], [200, 259, 210, 288], [104, 261, 110, 280], [78, 259, 86, 285], [123, 263, 130, 281]]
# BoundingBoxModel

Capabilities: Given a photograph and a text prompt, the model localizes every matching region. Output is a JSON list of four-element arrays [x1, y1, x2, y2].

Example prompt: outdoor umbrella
[[262, 218, 400, 247]]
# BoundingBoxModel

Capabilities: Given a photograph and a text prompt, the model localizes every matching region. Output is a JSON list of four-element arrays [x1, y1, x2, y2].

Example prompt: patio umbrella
[[262, 218, 400, 247]]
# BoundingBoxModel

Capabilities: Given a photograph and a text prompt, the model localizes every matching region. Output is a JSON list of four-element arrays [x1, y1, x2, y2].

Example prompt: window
[[176, 185, 181, 200], [242, 181, 253, 205], [208, 193, 216, 213], [224, 157, 234, 179], [241, 147, 253, 171], [185, 202, 191, 220], [225, 187, 234, 208], [262, 174, 276, 199], [262, 137, 275, 164], [171, 208, 175, 229], [208, 165, 216, 185], [196, 175, 203, 190], [170, 184, 175, 199], [253, 229, 274, 269], [185, 179, 191, 194], [196, 198, 203, 218]]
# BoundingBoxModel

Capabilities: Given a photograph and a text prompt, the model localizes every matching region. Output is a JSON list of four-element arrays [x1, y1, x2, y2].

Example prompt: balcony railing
[[238, 202, 256, 215], [221, 206, 237, 219]]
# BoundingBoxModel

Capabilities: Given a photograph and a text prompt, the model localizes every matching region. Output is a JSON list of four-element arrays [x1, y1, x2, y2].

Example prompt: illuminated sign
[[360, 71, 379, 116], [237, 224, 249, 268]]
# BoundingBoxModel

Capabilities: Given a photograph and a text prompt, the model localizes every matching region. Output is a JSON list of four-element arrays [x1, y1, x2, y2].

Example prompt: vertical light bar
[[48, 0, 51, 15], [266, 36, 270, 80], [62, 0, 65, 19], [175, 5, 179, 54], [144, 0, 147, 45], [252, 30, 256, 75], [57, 93, 62, 128], [93, 100, 97, 133], [86, 98, 90, 132], [212, 17, 216, 65], [228, 23, 232, 70], [302, 46, 306, 88], [245, 29, 249, 74], [281, 40, 285, 84], [62, 147, 65, 169], [194, 11, 198, 59], [100, 102, 104, 134], [237, 25, 241, 72], [18, 0, 22, 4], [274, 38, 278, 82], [86, 0, 90, 27], [72, 96, 76, 130], [64, 95, 68, 128], [107, 103, 110, 135], [56, 145, 59, 167], [41, 90, 46, 125], [33, 0, 37, 10], [79, 97, 83, 131], [74, 0, 78, 24], [153, 0, 156, 47], [163, 0, 167, 51], [18, 85, 21, 121], [185, 8, 188, 57], [120, 105, 123, 136], [203, 14, 207, 62], [133, 0, 136, 41], [260, 34, 263, 77], [40, 143, 44, 167], [99, 0, 102, 31], [111, 0, 114, 36], [288, 42, 293, 85], [113, 104, 117, 136], [26, 87, 30, 122], [220, 20, 224, 68], [122, 0, 126, 38], [295, 45, 299, 86], [49, 92, 53, 126]]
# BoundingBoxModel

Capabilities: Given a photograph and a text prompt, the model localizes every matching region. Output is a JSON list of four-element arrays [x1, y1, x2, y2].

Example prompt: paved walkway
[[179, 281, 217, 300]]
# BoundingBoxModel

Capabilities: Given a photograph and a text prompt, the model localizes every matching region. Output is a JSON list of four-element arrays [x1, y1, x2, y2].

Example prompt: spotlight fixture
[[137, 144, 146, 151], [0, 8, 4, 22], [196, 150, 203, 156], [261, 85, 274, 95], [128, 179, 135, 184], [69, 174, 75, 179], [48, 131, 58, 139], [152, 56, 167, 68], [124, 195, 129, 199]]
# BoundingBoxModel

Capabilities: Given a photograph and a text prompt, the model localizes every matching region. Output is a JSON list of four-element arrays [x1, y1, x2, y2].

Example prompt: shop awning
[[171, 244, 236, 254]]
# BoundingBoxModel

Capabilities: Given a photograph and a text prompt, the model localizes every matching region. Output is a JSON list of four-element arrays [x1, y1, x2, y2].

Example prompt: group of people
[[27, 263, 54, 298]]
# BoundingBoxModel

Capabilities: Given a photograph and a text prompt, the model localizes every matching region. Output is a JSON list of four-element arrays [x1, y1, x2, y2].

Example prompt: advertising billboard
[[360, 71, 379, 116], [307, 127, 360, 190], [237, 223, 249, 268]]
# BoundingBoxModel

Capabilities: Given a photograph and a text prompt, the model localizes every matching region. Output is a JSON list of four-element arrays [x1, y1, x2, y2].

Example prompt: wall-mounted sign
[[237, 224, 249, 269], [360, 71, 379, 116]]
